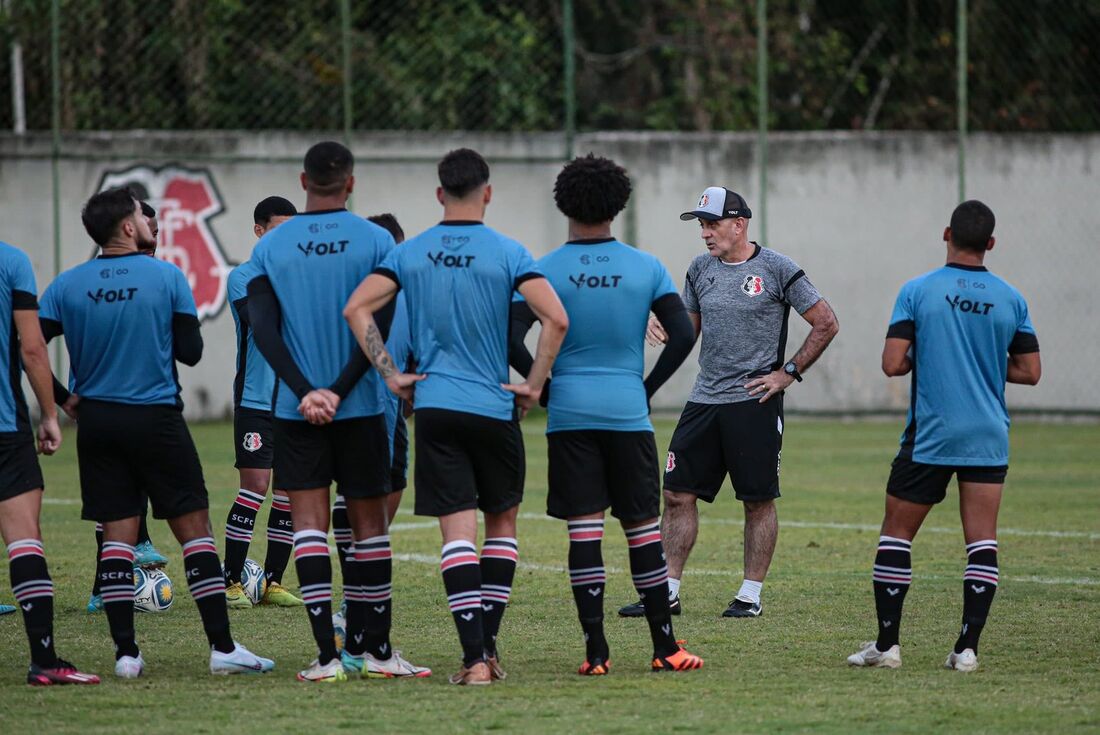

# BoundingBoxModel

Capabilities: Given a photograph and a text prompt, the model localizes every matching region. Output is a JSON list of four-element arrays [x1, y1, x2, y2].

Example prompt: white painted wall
[[1, 130, 1094, 417]]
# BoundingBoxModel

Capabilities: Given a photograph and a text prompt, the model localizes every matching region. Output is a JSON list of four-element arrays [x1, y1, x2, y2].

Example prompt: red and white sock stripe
[[440, 540, 479, 572], [100, 541, 135, 564], [12, 577, 53, 602], [447, 589, 482, 612], [569, 565, 606, 587], [354, 535, 392, 562], [567, 519, 604, 543], [299, 582, 333, 605], [292, 530, 331, 559], [6, 538, 46, 561], [183, 536, 226, 600], [632, 565, 669, 590], [270, 494, 291, 513], [481, 536, 518, 562], [266, 527, 294, 546], [625, 521, 662, 549], [232, 488, 266, 512]]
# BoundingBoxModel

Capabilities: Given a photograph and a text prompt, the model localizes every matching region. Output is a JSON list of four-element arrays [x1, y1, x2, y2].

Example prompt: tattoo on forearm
[[792, 317, 838, 373], [364, 323, 397, 378]]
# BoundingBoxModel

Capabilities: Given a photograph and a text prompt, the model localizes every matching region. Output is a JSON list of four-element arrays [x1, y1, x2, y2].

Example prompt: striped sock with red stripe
[[99, 541, 139, 659], [567, 519, 608, 661], [7, 539, 58, 668], [625, 521, 677, 657], [873, 535, 912, 650], [263, 492, 293, 585], [480, 537, 518, 658], [182, 536, 234, 654], [441, 540, 485, 666], [956, 539, 998, 654], [346, 535, 393, 659], [293, 530, 337, 664], [223, 489, 264, 584]]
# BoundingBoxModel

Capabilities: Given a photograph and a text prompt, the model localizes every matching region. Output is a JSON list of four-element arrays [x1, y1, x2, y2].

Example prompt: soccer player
[[344, 148, 569, 686], [847, 200, 1040, 672], [246, 142, 428, 683], [332, 213, 412, 619], [619, 187, 838, 619], [510, 154, 702, 674], [0, 238, 99, 685], [222, 196, 303, 609], [86, 200, 167, 613], [40, 187, 273, 678]]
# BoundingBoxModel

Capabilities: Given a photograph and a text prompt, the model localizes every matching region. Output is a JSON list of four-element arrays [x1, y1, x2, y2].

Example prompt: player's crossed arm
[[345, 273, 426, 403]]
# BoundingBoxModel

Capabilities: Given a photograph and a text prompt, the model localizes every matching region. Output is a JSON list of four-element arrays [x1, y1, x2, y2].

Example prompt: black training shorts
[[663, 397, 784, 503], [391, 413, 409, 492], [547, 430, 660, 522], [76, 399, 208, 522], [273, 414, 392, 499], [234, 406, 274, 470], [0, 431, 44, 502], [413, 408, 524, 517], [886, 456, 1008, 505]]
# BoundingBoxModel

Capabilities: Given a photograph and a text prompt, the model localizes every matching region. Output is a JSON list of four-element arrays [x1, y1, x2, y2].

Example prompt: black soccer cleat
[[618, 596, 681, 618], [721, 598, 762, 618]]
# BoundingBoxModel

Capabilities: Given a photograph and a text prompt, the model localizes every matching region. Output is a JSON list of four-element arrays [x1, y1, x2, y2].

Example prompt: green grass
[[1, 417, 1098, 733]]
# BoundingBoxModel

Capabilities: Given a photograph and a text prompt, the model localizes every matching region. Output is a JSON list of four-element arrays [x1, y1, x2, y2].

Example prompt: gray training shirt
[[682, 243, 822, 404]]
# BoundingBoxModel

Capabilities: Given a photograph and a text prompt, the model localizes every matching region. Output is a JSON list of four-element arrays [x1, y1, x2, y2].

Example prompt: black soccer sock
[[625, 521, 678, 658], [441, 540, 485, 667], [346, 535, 393, 660], [91, 523, 104, 596], [263, 492, 293, 585], [293, 530, 338, 664], [8, 539, 58, 668], [223, 489, 263, 584], [480, 536, 518, 659], [331, 495, 354, 599], [567, 519, 608, 662], [182, 537, 234, 654], [137, 511, 151, 546], [956, 539, 999, 654], [872, 535, 912, 651], [98, 542, 139, 659]]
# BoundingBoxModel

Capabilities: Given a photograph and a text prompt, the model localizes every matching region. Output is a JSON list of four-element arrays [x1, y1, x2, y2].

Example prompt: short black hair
[[367, 213, 404, 244], [140, 201, 156, 218], [950, 200, 996, 253], [554, 154, 632, 225], [303, 141, 354, 196], [254, 196, 297, 226], [438, 148, 489, 198], [82, 187, 138, 246]]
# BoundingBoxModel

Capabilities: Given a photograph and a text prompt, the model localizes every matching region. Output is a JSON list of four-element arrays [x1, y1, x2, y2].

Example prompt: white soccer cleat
[[846, 642, 902, 669], [210, 641, 274, 674], [114, 654, 145, 679], [363, 648, 432, 679], [296, 657, 347, 683], [945, 648, 979, 672]]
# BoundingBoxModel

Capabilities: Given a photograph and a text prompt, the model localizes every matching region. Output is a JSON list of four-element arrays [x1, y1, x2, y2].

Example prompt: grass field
[[1, 417, 1097, 733]]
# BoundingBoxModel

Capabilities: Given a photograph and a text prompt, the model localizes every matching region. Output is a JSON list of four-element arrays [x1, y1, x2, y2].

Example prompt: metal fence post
[[563, 0, 576, 160], [50, 0, 62, 374], [957, 0, 967, 203], [756, 0, 768, 245]]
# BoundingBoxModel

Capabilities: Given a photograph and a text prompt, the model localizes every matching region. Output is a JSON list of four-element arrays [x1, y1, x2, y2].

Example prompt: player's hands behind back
[[502, 381, 541, 419], [299, 389, 340, 425], [645, 315, 668, 346], [385, 372, 426, 403], [37, 414, 61, 455]]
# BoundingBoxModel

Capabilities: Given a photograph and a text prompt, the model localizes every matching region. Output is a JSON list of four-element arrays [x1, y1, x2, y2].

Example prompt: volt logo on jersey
[[568, 273, 623, 289], [428, 252, 475, 268], [945, 294, 994, 315], [741, 275, 765, 296], [86, 287, 138, 305], [296, 240, 349, 257]]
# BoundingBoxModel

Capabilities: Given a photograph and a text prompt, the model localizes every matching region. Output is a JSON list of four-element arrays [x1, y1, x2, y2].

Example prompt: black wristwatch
[[783, 360, 803, 382]]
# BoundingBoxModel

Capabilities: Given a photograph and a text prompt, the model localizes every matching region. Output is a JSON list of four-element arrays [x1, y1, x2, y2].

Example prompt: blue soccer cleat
[[134, 540, 168, 568], [0, 603, 16, 616], [86, 594, 103, 613]]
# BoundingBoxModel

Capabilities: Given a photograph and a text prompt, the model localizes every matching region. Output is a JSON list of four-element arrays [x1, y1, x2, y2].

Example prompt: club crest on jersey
[[741, 274, 765, 297], [96, 164, 231, 321], [242, 432, 263, 453], [665, 451, 677, 473]]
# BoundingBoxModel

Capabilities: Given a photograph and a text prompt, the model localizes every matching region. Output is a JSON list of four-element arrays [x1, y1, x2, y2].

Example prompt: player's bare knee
[[663, 489, 696, 513]]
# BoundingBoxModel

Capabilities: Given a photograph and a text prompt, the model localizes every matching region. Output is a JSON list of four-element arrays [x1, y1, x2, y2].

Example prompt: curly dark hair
[[553, 154, 632, 225]]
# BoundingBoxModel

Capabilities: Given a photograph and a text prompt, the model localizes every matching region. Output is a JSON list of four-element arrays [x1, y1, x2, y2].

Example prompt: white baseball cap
[[680, 186, 752, 221]]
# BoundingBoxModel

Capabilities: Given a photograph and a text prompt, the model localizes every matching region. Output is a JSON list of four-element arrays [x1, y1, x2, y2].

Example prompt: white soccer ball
[[241, 558, 267, 605], [133, 567, 173, 613]]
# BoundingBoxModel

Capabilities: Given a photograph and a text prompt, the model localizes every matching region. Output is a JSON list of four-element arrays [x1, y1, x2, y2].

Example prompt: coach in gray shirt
[[619, 187, 838, 620]]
